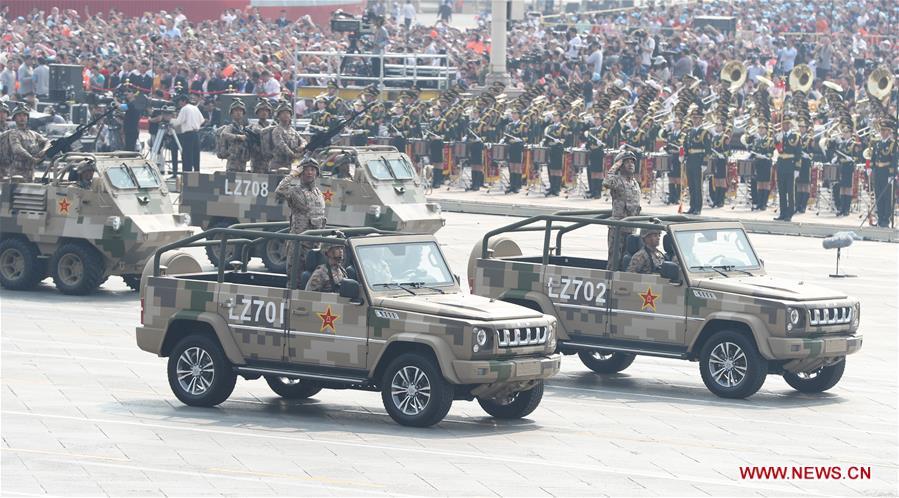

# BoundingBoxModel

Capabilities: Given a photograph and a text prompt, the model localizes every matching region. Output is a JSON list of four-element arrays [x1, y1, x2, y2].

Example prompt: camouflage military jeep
[[0, 152, 194, 295], [469, 210, 862, 399], [179, 145, 444, 272], [137, 225, 560, 427]]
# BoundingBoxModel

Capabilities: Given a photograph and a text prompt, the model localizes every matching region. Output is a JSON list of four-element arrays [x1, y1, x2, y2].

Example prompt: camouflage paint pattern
[[180, 147, 444, 234], [1, 154, 194, 276], [137, 231, 559, 391]]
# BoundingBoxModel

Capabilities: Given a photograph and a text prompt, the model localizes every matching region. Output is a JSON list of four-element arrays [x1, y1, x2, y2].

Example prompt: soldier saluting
[[217, 99, 251, 172], [276, 157, 326, 283], [7, 104, 49, 181], [605, 150, 642, 264]]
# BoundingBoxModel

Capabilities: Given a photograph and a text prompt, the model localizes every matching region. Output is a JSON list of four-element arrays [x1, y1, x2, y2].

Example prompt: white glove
[[794, 170, 799, 179]]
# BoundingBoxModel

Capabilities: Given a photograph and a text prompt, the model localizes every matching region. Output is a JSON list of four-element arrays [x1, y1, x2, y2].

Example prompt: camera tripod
[[148, 124, 183, 176]]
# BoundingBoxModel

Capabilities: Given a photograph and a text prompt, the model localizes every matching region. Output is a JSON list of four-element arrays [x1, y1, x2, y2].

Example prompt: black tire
[[50, 242, 106, 295], [0, 238, 42, 290], [205, 220, 238, 268], [259, 238, 288, 273], [264, 375, 323, 399], [478, 381, 544, 419], [167, 334, 236, 407], [122, 274, 141, 291], [578, 350, 636, 374], [699, 330, 768, 399], [381, 353, 453, 427], [783, 358, 846, 393]]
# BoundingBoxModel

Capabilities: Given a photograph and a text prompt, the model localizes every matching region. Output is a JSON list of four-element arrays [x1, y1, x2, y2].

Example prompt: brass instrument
[[720, 60, 747, 91], [789, 64, 814, 93], [866, 65, 893, 100]]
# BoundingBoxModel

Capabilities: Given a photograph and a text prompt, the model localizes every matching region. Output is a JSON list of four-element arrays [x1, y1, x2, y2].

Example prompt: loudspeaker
[[216, 93, 260, 124], [49, 64, 85, 102]]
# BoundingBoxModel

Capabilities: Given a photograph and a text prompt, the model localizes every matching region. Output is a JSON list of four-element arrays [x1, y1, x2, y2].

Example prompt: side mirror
[[759, 259, 765, 267], [660, 261, 682, 284], [453, 273, 460, 285], [339, 278, 362, 302]]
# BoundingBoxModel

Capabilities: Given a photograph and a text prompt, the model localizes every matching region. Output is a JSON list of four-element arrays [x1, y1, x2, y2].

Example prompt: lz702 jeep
[[179, 146, 444, 272], [469, 210, 862, 398], [137, 225, 560, 427]]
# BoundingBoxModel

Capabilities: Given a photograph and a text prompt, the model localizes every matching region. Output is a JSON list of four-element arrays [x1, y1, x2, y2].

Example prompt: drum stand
[[446, 163, 472, 192], [525, 164, 548, 196], [814, 182, 837, 215], [564, 167, 589, 199], [485, 163, 510, 195], [729, 178, 753, 210]]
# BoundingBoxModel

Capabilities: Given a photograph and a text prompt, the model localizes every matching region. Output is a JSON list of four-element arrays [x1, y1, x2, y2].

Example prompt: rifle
[[303, 101, 376, 154], [40, 103, 119, 181], [241, 125, 261, 148]]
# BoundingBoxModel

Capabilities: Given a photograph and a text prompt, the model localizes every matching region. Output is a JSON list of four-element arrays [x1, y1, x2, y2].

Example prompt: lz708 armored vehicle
[[179, 146, 444, 272], [469, 210, 862, 399], [137, 225, 560, 427], [0, 152, 194, 294]]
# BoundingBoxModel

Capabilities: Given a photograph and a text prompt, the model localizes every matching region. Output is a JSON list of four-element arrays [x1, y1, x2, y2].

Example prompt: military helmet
[[640, 227, 662, 239], [229, 99, 246, 114], [615, 150, 637, 164], [275, 101, 292, 116], [298, 156, 320, 175], [11, 103, 29, 118], [255, 99, 273, 114]]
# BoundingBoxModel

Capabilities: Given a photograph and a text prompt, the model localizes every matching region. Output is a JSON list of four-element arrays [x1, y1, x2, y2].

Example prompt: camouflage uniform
[[8, 126, 49, 181], [275, 171, 326, 278], [250, 101, 274, 173], [270, 123, 305, 170], [605, 168, 642, 263], [627, 246, 664, 274], [305, 261, 348, 292], [218, 122, 251, 171]]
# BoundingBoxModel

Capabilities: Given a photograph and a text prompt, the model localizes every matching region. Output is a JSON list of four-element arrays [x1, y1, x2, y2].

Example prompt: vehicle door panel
[[285, 289, 369, 370], [607, 270, 687, 350], [218, 280, 289, 362], [542, 262, 612, 340]]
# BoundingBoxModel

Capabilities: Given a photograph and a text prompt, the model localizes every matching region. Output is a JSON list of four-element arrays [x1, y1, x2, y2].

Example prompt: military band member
[[349, 100, 370, 146], [217, 99, 251, 172], [270, 101, 306, 170], [605, 150, 642, 263], [870, 122, 897, 227], [389, 104, 411, 156], [305, 242, 348, 293], [324, 80, 345, 116], [466, 107, 486, 191], [830, 128, 862, 217], [795, 121, 814, 213], [7, 104, 49, 181], [427, 105, 448, 188], [664, 120, 683, 205], [276, 158, 326, 283], [750, 123, 774, 211], [627, 228, 664, 274], [543, 110, 567, 197], [504, 107, 528, 194], [683, 111, 710, 215], [709, 120, 730, 208], [249, 100, 274, 173], [774, 118, 800, 221], [309, 98, 335, 131]]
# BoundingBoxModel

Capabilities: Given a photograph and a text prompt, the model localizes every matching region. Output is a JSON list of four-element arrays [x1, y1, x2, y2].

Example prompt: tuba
[[789, 64, 814, 93], [720, 60, 747, 91], [866, 65, 894, 100]]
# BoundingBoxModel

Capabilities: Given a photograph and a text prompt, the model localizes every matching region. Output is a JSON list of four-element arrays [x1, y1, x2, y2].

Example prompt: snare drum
[[649, 152, 670, 172], [822, 164, 838, 182], [569, 147, 588, 168], [490, 143, 508, 161], [451, 141, 468, 159], [736, 159, 753, 176], [368, 136, 392, 146], [528, 145, 549, 164], [408, 138, 428, 156]]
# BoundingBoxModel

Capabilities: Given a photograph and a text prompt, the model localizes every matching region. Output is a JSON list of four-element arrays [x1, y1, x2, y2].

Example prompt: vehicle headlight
[[786, 307, 800, 331], [547, 320, 557, 349], [852, 303, 860, 329], [473, 327, 489, 352], [106, 215, 122, 232]]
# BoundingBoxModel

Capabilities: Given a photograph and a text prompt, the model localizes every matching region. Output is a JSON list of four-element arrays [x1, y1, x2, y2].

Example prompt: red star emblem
[[317, 305, 340, 333], [322, 190, 334, 202], [57, 198, 71, 215], [639, 286, 659, 312]]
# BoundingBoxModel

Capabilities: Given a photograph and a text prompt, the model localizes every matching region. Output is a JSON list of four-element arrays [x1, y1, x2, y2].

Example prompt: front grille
[[808, 307, 853, 326], [497, 326, 547, 347], [12, 192, 47, 212]]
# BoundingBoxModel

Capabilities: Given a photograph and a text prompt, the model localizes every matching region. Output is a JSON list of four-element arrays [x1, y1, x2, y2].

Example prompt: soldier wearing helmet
[[217, 99, 252, 172], [627, 227, 665, 274], [7, 104, 49, 181], [249, 99, 274, 173], [276, 157, 326, 283], [305, 239, 348, 293], [269, 101, 306, 170], [605, 150, 642, 263]]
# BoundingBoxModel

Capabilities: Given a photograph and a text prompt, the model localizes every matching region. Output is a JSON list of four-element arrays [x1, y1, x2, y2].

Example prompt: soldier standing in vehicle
[[276, 157, 326, 283], [217, 99, 251, 172], [627, 228, 665, 274], [249, 100, 274, 173], [305, 242, 348, 293], [7, 104, 49, 181], [0, 102, 11, 178], [270, 101, 305, 171], [605, 150, 641, 264], [0, 102, 9, 132]]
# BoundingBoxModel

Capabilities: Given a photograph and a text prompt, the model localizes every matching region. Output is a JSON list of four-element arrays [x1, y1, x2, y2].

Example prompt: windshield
[[366, 156, 415, 181], [357, 241, 454, 288], [131, 164, 161, 188], [105, 166, 138, 189], [675, 228, 761, 272]]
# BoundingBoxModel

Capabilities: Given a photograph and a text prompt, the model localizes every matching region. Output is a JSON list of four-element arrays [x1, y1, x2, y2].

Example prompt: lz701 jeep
[[137, 225, 560, 427], [179, 146, 444, 272], [469, 210, 862, 398]]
